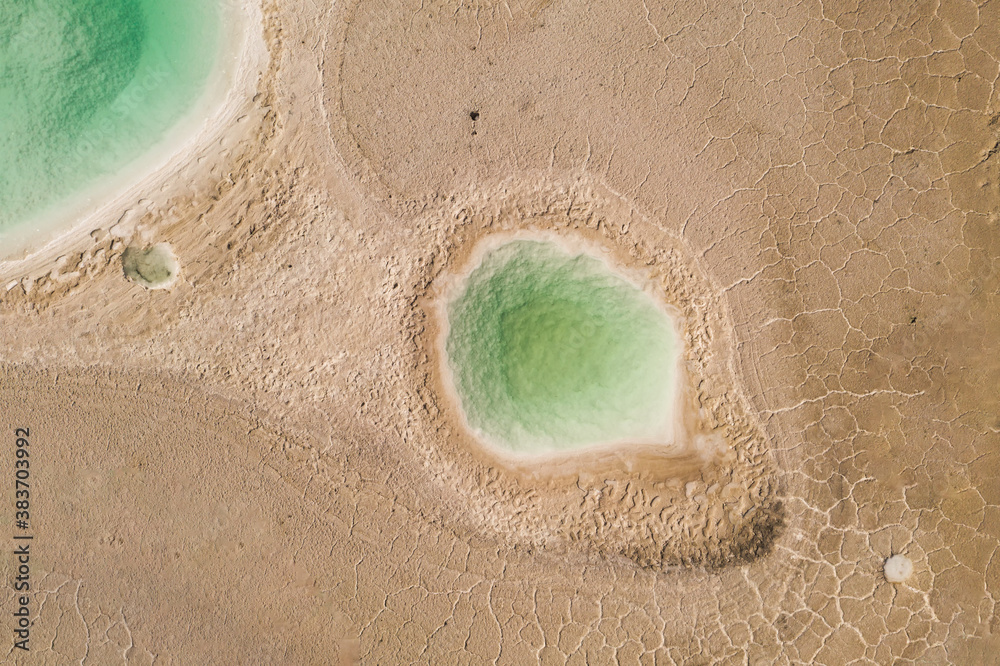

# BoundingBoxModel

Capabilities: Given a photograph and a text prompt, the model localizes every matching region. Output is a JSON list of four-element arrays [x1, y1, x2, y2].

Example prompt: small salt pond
[[443, 239, 680, 454], [0, 0, 251, 257]]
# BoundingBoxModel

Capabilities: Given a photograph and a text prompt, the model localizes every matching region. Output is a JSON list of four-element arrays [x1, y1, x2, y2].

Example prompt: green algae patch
[[445, 240, 679, 454], [0, 0, 221, 238]]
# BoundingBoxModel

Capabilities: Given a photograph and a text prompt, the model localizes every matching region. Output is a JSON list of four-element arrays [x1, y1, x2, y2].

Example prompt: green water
[[0, 0, 221, 239], [446, 240, 678, 454]]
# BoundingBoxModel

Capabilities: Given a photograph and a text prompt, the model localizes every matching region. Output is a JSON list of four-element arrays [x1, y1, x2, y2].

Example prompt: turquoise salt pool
[[0, 0, 222, 249], [444, 239, 679, 454]]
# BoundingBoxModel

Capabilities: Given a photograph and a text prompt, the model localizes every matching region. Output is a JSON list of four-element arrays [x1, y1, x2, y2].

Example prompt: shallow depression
[[444, 239, 680, 454]]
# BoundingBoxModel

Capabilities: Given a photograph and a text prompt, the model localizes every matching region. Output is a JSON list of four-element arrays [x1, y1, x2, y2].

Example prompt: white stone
[[884, 554, 913, 583]]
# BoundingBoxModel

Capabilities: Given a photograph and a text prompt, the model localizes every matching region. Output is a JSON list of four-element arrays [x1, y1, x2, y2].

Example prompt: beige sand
[[1, 0, 998, 662]]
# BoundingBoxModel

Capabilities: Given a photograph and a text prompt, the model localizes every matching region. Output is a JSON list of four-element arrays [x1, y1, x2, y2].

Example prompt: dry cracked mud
[[1, 0, 998, 662]]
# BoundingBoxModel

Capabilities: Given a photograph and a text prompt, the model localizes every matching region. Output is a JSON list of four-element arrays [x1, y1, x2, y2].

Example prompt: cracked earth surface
[[1, 0, 998, 662]]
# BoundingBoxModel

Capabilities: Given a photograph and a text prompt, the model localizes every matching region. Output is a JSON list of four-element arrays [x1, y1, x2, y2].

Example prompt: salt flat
[[0, 0, 997, 662]]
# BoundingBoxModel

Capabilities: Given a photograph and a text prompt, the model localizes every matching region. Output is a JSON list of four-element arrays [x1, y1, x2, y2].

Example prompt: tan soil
[[1, 0, 998, 662]]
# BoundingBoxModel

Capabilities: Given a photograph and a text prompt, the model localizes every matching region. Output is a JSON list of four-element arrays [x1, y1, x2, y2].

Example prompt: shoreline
[[0, 0, 269, 268]]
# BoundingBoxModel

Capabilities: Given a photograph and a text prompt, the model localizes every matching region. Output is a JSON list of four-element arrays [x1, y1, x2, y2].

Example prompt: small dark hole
[[470, 110, 480, 121]]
